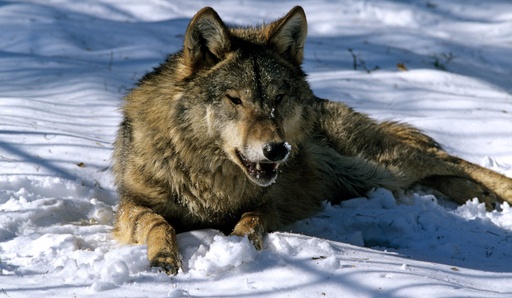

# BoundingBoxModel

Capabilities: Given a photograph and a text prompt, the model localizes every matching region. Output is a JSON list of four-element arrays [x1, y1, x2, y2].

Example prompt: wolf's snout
[[235, 142, 290, 186], [263, 142, 291, 162]]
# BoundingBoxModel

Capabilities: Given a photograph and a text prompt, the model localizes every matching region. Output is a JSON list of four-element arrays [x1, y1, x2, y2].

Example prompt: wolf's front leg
[[230, 205, 279, 250], [113, 199, 182, 275], [231, 212, 266, 250]]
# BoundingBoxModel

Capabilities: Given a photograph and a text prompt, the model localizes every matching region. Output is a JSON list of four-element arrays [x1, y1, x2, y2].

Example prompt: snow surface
[[1, 0, 512, 297]]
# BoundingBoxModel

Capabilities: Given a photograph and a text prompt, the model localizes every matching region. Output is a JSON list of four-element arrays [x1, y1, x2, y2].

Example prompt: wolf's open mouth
[[236, 150, 279, 186]]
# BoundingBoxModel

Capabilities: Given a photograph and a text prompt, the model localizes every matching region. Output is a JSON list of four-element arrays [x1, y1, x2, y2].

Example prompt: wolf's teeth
[[256, 163, 262, 171]]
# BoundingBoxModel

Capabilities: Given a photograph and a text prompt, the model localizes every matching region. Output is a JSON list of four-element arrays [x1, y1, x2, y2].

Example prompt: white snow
[[1, 0, 512, 297]]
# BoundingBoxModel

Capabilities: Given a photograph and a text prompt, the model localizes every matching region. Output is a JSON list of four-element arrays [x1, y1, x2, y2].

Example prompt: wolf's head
[[174, 6, 315, 187]]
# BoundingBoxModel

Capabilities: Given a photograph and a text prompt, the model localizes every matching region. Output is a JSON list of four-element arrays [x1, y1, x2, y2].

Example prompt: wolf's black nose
[[263, 142, 290, 162]]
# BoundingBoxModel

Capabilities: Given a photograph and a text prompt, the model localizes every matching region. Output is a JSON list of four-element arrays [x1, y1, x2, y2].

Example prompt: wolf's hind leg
[[420, 175, 499, 210], [434, 153, 512, 208], [316, 99, 512, 208], [113, 199, 182, 275]]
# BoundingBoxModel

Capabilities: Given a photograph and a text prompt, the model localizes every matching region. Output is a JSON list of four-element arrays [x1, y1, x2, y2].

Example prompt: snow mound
[[180, 231, 259, 276]]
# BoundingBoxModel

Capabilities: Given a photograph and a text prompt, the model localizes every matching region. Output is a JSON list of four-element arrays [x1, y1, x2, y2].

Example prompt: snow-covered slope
[[1, 1, 512, 297]]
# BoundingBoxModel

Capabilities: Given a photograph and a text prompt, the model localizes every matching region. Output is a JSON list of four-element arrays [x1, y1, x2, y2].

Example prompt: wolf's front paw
[[149, 249, 183, 275], [231, 212, 266, 250]]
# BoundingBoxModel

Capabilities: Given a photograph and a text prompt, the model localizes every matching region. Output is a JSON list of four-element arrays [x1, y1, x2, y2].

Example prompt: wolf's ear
[[266, 6, 307, 66], [183, 7, 231, 73]]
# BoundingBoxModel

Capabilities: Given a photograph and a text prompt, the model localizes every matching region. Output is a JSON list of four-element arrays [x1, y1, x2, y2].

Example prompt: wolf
[[112, 6, 512, 274]]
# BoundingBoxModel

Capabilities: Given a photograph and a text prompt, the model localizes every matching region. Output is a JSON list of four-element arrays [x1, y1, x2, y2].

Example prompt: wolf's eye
[[226, 94, 242, 105], [275, 94, 285, 105]]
